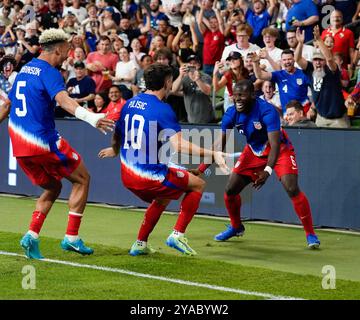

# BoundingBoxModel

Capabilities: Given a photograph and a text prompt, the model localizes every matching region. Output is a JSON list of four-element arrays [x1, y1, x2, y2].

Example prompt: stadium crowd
[[0, 0, 360, 127]]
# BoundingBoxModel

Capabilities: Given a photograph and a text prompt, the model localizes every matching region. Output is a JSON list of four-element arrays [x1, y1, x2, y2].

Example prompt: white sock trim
[[65, 234, 80, 242], [172, 230, 184, 237], [27, 230, 39, 239], [68, 211, 83, 217]]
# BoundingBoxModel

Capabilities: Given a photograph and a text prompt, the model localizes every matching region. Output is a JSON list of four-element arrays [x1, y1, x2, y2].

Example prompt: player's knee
[[224, 184, 237, 196], [193, 178, 206, 193], [285, 184, 300, 198]]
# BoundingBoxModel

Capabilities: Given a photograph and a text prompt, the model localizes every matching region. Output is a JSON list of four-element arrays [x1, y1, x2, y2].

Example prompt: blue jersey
[[271, 68, 309, 114], [246, 9, 271, 43], [116, 93, 181, 185], [285, 0, 318, 42], [8, 58, 66, 157], [221, 99, 281, 157]]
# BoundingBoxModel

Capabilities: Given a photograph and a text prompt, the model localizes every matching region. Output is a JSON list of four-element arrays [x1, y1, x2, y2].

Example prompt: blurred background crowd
[[0, 0, 360, 127]]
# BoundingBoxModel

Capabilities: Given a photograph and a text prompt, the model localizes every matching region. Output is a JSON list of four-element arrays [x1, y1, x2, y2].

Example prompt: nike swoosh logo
[[68, 243, 80, 251]]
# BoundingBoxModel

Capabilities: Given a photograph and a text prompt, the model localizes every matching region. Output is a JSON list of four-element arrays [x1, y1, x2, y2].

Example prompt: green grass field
[[1, 195, 360, 300]]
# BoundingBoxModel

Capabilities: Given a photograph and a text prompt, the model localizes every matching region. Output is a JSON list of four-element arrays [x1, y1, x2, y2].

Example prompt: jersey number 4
[[123, 114, 145, 150], [15, 81, 27, 117]]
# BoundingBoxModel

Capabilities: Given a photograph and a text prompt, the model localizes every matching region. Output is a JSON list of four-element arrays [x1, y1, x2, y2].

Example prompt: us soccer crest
[[296, 78, 303, 85], [253, 121, 262, 130]]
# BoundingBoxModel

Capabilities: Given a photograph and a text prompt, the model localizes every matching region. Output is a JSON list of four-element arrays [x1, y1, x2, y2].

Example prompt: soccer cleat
[[166, 234, 197, 256], [307, 234, 320, 249], [214, 223, 245, 241], [129, 241, 156, 256], [20, 233, 44, 259], [61, 237, 94, 255]]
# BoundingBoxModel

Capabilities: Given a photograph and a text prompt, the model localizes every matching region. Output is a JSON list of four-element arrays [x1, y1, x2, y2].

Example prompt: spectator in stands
[[321, 10, 355, 68], [223, 6, 246, 46], [213, 51, 250, 112], [66, 61, 96, 108], [130, 38, 146, 69], [15, 21, 40, 69], [172, 23, 198, 65], [0, 54, 17, 87], [149, 35, 167, 58], [258, 27, 282, 72], [86, 35, 119, 93], [61, 13, 79, 35], [285, 100, 317, 127], [132, 54, 153, 95], [156, 18, 175, 49], [253, 49, 310, 117], [110, 46, 137, 100], [323, 34, 334, 51], [111, 34, 125, 55], [62, 47, 87, 82], [0, 24, 16, 56], [41, 0, 62, 30], [119, 13, 151, 47], [0, 5, 12, 27], [286, 28, 314, 64], [285, 0, 319, 43], [146, 0, 168, 30], [239, 0, 277, 47], [333, 0, 359, 25], [334, 52, 350, 89], [260, 80, 282, 117], [62, 0, 87, 23], [99, 6, 118, 35], [90, 91, 110, 113], [81, 3, 99, 33], [103, 84, 126, 121], [221, 23, 260, 62], [172, 54, 214, 123], [295, 26, 350, 128], [345, 82, 360, 117], [154, 47, 186, 121], [197, 2, 225, 75]]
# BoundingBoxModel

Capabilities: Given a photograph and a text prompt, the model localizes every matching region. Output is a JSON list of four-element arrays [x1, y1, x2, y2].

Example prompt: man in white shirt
[[286, 28, 314, 66], [63, 0, 88, 23], [221, 23, 260, 61]]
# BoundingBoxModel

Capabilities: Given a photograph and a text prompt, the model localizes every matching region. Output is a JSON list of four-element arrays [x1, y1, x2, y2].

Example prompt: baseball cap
[[16, 25, 26, 31], [74, 61, 85, 69], [104, 6, 115, 14], [226, 51, 242, 61], [186, 54, 201, 63], [313, 49, 325, 60]]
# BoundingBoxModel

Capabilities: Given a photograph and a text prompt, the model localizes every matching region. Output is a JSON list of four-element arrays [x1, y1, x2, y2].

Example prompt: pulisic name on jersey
[[19, 66, 42, 76], [129, 100, 147, 110]]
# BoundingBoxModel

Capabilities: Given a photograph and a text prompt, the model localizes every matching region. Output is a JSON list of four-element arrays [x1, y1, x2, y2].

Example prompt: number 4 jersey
[[116, 93, 181, 188], [8, 58, 66, 157]]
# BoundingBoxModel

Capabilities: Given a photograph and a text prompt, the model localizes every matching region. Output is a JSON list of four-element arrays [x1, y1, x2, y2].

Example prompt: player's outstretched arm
[[98, 131, 121, 159], [253, 130, 280, 190], [55, 91, 115, 134], [170, 132, 230, 175], [0, 98, 10, 124]]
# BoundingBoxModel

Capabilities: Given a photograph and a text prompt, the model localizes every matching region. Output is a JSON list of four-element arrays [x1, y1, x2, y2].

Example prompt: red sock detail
[[224, 193, 242, 228], [291, 192, 315, 236], [66, 213, 83, 236], [29, 211, 47, 235], [174, 191, 202, 233], [137, 201, 166, 241]]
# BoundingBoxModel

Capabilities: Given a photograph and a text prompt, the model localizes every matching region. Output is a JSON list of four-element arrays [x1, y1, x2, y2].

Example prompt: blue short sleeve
[[262, 106, 280, 132], [41, 67, 66, 100], [221, 107, 236, 132]]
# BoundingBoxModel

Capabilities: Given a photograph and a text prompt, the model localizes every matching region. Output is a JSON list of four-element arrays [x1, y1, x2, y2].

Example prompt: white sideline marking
[[0, 250, 303, 300]]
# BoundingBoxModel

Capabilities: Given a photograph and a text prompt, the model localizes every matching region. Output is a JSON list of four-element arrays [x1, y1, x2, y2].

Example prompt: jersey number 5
[[15, 81, 27, 117], [123, 114, 145, 150]]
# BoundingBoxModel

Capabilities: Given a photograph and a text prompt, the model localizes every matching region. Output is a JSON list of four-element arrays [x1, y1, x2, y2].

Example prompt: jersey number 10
[[123, 114, 145, 150]]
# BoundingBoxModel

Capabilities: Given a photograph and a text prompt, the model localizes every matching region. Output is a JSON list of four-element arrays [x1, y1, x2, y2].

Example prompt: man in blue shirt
[[239, 0, 277, 46], [98, 63, 228, 256], [252, 49, 310, 116], [285, 0, 319, 43], [195, 80, 320, 249]]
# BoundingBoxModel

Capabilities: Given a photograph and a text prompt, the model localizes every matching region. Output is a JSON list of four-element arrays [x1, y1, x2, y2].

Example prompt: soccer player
[[194, 80, 320, 248], [8, 29, 115, 259], [98, 63, 229, 256]]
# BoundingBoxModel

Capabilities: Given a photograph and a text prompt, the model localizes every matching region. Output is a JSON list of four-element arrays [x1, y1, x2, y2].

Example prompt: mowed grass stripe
[[0, 250, 303, 300]]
